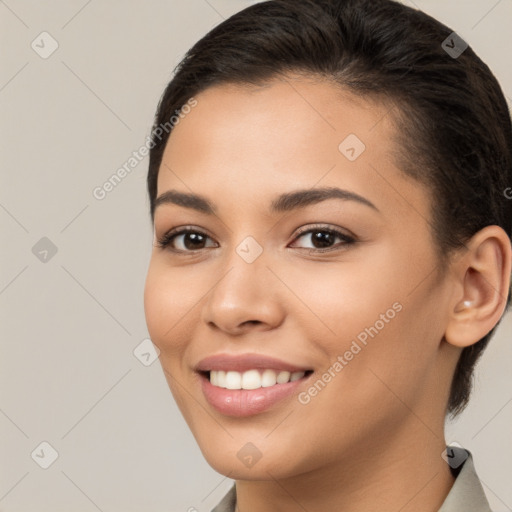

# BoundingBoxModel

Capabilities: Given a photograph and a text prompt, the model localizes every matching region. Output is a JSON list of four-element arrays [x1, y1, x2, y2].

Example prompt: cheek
[[278, 252, 403, 349], [286, 250, 437, 397], [144, 262, 200, 413], [143, 261, 196, 357]]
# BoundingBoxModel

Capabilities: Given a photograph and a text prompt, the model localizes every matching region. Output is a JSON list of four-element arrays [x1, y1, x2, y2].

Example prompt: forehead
[[165, 76, 393, 156], [157, 76, 430, 224]]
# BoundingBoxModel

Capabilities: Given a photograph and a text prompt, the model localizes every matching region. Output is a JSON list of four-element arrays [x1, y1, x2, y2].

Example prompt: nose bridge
[[201, 234, 284, 332], [211, 235, 269, 305]]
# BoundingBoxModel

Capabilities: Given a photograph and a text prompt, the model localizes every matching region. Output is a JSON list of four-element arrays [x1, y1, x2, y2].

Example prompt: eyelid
[[293, 223, 356, 240], [288, 224, 356, 252], [154, 225, 217, 252]]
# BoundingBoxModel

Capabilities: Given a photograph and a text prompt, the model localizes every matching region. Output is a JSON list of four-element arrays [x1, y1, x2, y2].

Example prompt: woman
[[143, 0, 512, 510]]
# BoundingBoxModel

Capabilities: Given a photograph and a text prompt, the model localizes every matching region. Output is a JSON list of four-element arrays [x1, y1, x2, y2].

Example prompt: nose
[[200, 252, 286, 336]]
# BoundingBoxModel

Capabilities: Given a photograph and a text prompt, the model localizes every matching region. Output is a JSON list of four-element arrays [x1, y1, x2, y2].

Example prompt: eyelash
[[155, 224, 356, 255]]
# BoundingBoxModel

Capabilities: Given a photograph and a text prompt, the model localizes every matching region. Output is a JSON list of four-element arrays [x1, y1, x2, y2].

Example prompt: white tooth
[[216, 370, 227, 388], [241, 370, 262, 390], [276, 371, 291, 384], [225, 371, 242, 389], [210, 369, 305, 388], [261, 369, 277, 387]]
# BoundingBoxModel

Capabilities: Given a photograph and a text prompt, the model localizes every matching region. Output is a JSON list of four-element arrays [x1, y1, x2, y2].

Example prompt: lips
[[195, 353, 314, 417], [195, 353, 312, 373]]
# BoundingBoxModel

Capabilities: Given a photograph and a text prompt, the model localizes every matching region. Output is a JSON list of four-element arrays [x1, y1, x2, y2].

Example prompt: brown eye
[[309, 230, 337, 248], [156, 228, 218, 252], [179, 232, 208, 250], [290, 225, 355, 252]]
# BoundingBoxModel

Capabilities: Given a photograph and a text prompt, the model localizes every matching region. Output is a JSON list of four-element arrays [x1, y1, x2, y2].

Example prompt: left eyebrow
[[269, 186, 379, 213], [153, 186, 379, 215]]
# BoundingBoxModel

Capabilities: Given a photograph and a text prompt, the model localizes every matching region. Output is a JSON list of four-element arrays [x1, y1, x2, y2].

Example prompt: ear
[[444, 225, 512, 348]]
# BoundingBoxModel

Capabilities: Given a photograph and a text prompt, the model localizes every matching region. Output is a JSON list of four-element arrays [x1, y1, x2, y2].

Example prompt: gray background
[[1, 1, 511, 511]]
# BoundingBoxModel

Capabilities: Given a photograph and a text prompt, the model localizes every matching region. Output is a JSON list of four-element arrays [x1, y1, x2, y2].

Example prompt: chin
[[196, 436, 305, 481], [205, 454, 291, 480]]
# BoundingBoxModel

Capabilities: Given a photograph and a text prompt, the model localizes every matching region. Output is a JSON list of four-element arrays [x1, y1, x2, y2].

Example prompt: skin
[[143, 75, 511, 512]]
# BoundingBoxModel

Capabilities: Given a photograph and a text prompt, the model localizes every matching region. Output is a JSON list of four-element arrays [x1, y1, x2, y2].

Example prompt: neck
[[234, 419, 455, 512]]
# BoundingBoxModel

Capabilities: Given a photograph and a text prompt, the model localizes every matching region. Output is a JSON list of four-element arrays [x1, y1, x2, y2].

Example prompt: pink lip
[[199, 373, 312, 417], [195, 353, 314, 417], [195, 353, 312, 373]]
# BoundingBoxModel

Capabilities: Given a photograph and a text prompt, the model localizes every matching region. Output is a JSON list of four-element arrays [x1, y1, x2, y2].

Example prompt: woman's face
[[144, 77, 459, 479]]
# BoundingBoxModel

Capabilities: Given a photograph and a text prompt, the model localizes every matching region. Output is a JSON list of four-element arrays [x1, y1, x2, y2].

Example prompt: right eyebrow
[[154, 189, 216, 214]]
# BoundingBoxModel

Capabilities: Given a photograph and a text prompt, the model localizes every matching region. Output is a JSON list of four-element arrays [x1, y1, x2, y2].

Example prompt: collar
[[438, 446, 492, 511]]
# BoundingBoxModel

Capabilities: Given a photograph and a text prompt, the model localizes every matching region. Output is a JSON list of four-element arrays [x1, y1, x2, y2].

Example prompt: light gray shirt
[[211, 447, 492, 512]]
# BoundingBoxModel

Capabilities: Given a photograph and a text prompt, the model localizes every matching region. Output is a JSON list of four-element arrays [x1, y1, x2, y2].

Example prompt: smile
[[195, 353, 314, 416], [209, 369, 310, 389]]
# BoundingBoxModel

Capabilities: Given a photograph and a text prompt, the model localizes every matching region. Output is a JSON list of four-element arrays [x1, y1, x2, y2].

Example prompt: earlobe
[[444, 225, 512, 348]]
